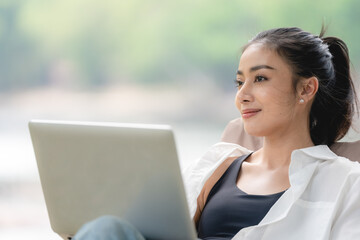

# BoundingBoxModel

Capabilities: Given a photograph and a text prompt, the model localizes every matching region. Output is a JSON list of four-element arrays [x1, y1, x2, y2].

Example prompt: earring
[[299, 99, 305, 103]]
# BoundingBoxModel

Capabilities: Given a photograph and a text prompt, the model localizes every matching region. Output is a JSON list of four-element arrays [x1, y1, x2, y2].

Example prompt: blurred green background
[[1, 0, 359, 91], [0, 1, 359, 239]]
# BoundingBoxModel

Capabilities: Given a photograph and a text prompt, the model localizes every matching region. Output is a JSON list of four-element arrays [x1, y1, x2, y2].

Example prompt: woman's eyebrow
[[237, 65, 276, 75]]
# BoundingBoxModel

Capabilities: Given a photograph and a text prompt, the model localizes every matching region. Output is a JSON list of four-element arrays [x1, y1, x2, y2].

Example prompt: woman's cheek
[[234, 91, 242, 111]]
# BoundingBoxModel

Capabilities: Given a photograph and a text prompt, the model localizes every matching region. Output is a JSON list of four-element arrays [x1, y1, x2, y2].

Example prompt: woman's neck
[[252, 125, 314, 169]]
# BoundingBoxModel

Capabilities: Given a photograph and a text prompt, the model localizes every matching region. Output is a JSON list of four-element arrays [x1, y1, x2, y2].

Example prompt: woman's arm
[[330, 174, 360, 239]]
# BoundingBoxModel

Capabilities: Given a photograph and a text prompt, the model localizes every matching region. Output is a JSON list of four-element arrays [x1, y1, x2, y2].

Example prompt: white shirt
[[183, 142, 360, 240]]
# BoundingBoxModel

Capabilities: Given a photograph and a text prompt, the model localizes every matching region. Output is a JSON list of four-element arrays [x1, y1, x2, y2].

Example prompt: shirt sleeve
[[330, 173, 360, 239]]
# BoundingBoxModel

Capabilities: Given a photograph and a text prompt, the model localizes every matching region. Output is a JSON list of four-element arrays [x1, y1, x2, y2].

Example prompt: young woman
[[74, 27, 360, 239]]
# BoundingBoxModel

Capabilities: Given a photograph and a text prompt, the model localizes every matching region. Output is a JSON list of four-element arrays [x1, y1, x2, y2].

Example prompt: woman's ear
[[298, 76, 319, 103]]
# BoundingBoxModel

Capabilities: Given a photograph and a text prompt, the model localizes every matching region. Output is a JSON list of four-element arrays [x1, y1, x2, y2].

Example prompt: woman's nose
[[236, 82, 253, 103]]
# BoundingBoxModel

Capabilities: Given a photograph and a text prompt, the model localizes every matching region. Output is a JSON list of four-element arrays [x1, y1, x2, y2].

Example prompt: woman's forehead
[[238, 43, 288, 72]]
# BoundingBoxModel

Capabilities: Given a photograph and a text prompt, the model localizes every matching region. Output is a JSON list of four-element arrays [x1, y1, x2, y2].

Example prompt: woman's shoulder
[[334, 155, 360, 172], [312, 145, 360, 188], [325, 156, 360, 187], [291, 144, 360, 185], [293, 144, 359, 168], [324, 147, 360, 175], [183, 142, 252, 174]]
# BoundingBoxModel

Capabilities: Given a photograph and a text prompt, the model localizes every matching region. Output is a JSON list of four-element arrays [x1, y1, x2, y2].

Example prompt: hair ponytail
[[320, 37, 356, 142], [308, 36, 357, 145]]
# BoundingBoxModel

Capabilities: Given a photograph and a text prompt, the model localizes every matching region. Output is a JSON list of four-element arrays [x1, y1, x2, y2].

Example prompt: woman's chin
[[243, 124, 266, 137]]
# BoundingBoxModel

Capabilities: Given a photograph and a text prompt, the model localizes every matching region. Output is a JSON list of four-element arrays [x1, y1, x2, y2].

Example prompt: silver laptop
[[29, 120, 197, 240]]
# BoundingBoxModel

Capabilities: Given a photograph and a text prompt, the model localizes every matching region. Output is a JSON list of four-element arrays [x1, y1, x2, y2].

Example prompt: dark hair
[[243, 27, 358, 146]]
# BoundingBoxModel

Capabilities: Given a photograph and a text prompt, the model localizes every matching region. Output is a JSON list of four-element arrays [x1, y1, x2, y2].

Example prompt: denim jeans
[[73, 215, 201, 240], [73, 215, 146, 240]]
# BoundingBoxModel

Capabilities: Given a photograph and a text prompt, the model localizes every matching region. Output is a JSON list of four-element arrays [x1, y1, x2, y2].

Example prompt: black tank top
[[197, 154, 285, 240]]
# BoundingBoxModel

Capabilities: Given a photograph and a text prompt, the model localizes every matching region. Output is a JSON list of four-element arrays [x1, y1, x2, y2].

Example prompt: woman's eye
[[255, 75, 267, 82], [234, 79, 244, 87]]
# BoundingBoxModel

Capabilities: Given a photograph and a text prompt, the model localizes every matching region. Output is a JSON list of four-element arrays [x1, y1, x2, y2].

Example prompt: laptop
[[29, 120, 198, 240]]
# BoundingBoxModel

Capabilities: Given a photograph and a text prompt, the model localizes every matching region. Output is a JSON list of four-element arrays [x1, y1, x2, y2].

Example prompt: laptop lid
[[29, 120, 197, 240]]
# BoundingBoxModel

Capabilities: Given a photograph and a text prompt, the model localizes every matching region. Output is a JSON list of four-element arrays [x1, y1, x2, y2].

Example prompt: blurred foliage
[[0, 0, 359, 91]]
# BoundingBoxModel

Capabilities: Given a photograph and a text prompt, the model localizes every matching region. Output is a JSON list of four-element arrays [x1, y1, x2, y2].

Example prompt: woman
[[74, 27, 360, 239]]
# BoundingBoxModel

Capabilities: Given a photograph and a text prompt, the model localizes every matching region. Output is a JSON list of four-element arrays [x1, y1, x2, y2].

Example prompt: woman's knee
[[88, 215, 128, 230], [73, 215, 145, 240]]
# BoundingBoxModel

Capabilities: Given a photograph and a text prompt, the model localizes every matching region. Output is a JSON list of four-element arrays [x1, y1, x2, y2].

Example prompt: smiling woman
[[189, 27, 360, 240], [235, 44, 304, 141], [240, 28, 357, 146], [72, 27, 360, 240]]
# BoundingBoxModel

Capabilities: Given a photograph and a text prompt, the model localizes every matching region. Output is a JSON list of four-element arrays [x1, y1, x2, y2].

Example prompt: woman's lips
[[241, 109, 261, 119]]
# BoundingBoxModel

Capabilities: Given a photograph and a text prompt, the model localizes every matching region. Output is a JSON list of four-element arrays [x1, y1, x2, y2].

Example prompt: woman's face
[[235, 43, 302, 138]]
